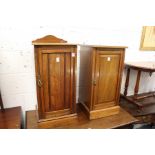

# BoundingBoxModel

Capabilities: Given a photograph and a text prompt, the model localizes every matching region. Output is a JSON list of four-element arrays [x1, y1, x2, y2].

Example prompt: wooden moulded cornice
[[32, 35, 67, 45]]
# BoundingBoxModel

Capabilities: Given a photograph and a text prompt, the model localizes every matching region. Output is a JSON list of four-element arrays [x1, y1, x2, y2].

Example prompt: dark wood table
[[26, 104, 137, 129], [123, 62, 155, 108], [120, 97, 155, 125], [0, 106, 22, 129]]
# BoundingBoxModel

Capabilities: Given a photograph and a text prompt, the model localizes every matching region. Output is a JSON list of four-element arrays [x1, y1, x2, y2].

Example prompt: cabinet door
[[93, 51, 123, 110], [37, 49, 76, 119]]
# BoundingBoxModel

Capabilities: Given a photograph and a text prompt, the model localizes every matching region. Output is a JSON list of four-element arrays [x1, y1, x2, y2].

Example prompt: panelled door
[[38, 49, 76, 119], [93, 50, 123, 110]]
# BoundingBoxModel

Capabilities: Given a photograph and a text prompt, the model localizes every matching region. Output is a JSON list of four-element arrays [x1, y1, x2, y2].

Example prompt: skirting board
[[79, 102, 120, 120]]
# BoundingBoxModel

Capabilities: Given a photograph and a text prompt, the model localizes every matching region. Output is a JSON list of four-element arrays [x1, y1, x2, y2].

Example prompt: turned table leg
[[124, 68, 130, 96], [134, 70, 141, 99]]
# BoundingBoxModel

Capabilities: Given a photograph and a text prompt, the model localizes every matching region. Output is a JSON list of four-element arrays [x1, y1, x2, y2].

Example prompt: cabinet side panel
[[73, 47, 77, 113], [115, 50, 125, 104], [79, 46, 93, 110]]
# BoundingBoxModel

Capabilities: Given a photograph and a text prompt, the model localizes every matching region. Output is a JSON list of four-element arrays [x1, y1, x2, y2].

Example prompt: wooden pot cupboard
[[32, 35, 127, 127], [79, 45, 127, 119], [32, 35, 78, 126]]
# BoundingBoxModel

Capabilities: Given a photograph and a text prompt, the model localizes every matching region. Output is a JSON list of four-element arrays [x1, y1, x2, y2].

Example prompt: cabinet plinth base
[[79, 102, 120, 120], [37, 113, 78, 129], [90, 106, 120, 120]]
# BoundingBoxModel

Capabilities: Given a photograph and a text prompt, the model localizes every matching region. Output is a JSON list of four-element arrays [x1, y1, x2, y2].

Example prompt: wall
[[0, 0, 155, 125]]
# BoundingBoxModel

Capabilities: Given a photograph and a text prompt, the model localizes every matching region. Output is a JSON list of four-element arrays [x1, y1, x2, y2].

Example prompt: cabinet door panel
[[38, 51, 72, 117], [94, 52, 121, 109], [49, 54, 65, 111]]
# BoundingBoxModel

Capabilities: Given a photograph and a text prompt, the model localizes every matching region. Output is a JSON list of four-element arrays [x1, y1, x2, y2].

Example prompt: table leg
[[134, 70, 141, 99], [124, 68, 130, 96]]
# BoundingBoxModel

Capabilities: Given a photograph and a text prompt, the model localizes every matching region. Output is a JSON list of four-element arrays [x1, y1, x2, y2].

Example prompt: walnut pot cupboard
[[78, 45, 127, 119], [32, 35, 78, 123]]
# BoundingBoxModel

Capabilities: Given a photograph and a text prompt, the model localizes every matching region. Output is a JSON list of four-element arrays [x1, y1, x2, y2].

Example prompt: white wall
[[0, 0, 155, 125]]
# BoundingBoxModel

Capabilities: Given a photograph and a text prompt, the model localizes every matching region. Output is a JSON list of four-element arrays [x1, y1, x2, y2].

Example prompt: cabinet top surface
[[33, 43, 127, 48], [33, 42, 78, 46], [0, 106, 22, 129], [84, 45, 128, 49]]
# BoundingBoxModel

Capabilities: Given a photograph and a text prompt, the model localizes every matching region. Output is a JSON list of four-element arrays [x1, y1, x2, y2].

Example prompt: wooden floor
[[26, 105, 137, 129], [0, 106, 22, 129]]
